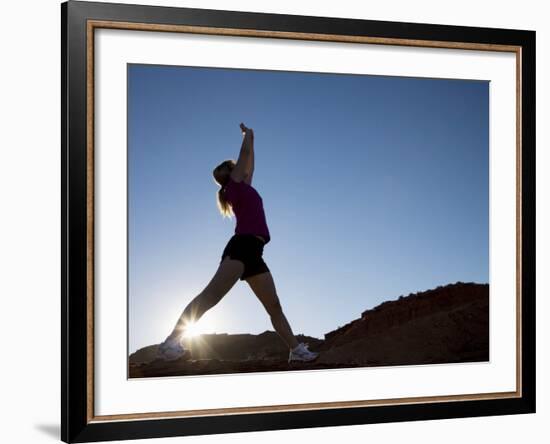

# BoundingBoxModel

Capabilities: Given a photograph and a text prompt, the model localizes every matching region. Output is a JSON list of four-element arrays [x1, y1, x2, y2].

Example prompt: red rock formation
[[322, 282, 488, 350]]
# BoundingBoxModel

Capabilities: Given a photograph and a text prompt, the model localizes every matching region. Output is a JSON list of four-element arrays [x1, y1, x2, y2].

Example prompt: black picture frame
[[61, 1, 536, 442]]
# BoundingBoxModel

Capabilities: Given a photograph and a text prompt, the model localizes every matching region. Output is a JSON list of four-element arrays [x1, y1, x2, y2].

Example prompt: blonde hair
[[213, 159, 236, 218]]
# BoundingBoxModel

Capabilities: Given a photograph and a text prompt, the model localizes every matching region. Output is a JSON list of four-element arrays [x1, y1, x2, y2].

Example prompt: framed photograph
[[61, 1, 536, 442]]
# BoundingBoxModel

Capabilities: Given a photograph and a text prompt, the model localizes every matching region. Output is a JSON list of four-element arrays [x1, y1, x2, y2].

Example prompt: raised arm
[[244, 128, 254, 185], [230, 123, 255, 184]]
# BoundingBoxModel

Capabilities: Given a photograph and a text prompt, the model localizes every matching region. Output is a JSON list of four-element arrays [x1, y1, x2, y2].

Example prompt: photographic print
[[62, 2, 535, 440], [127, 65, 490, 379]]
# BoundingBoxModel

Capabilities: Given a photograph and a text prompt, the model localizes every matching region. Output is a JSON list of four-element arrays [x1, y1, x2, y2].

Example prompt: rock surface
[[129, 281, 488, 378]]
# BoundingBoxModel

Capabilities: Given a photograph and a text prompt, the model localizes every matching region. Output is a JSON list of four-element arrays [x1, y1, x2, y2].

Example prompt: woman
[[157, 123, 319, 363]]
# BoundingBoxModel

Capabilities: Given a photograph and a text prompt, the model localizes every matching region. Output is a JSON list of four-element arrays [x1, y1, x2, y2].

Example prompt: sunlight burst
[[182, 321, 203, 338]]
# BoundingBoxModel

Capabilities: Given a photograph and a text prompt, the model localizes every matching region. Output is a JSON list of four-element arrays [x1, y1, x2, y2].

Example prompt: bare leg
[[167, 257, 244, 341], [246, 272, 300, 350]]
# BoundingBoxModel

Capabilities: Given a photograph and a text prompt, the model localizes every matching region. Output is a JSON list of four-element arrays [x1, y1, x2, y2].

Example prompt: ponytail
[[216, 186, 233, 218], [213, 159, 236, 217]]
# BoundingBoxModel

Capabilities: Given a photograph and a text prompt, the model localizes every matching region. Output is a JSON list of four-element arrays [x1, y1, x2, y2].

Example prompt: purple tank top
[[224, 177, 271, 243]]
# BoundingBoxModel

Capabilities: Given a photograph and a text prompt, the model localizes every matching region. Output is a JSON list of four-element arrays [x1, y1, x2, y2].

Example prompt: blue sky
[[128, 64, 489, 354]]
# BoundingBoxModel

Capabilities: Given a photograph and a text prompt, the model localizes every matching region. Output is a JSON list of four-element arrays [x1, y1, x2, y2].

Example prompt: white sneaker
[[157, 336, 187, 361], [288, 343, 319, 363]]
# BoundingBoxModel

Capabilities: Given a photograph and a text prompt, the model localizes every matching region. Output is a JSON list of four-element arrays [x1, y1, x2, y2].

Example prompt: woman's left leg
[[246, 272, 300, 350]]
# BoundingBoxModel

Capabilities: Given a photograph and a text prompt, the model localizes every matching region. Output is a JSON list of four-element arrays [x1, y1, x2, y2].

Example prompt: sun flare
[[182, 321, 202, 338]]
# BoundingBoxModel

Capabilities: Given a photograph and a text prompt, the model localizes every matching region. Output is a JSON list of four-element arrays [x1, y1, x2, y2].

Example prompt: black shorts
[[220, 234, 270, 280]]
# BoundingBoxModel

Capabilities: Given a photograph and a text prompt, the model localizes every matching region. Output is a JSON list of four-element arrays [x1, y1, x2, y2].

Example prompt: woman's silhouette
[[157, 123, 318, 363]]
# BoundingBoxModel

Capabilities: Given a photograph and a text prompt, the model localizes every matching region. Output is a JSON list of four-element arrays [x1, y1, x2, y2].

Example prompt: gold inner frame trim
[[86, 19, 523, 423]]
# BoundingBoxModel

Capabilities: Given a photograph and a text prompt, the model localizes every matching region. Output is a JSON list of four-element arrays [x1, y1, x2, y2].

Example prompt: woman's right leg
[[167, 257, 244, 341]]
